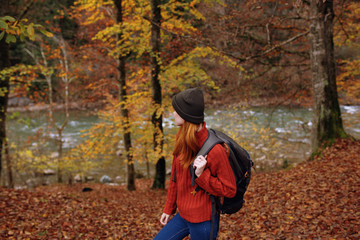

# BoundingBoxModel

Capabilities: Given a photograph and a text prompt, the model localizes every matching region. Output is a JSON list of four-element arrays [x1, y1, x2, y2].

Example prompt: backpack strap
[[190, 129, 224, 186], [190, 129, 226, 240], [209, 195, 220, 240]]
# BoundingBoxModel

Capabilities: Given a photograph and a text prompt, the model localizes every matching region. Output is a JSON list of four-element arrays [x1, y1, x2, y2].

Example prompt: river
[[6, 105, 360, 186]]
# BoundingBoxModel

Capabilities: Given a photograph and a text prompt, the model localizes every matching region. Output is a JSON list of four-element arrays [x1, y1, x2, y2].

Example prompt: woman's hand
[[193, 155, 207, 177], [160, 213, 171, 225]]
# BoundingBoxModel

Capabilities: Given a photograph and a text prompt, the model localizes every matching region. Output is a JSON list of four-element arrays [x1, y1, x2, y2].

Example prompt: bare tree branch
[[229, 30, 310, 62], [16, 0, 35, 23], [143, 16, 310, 64]]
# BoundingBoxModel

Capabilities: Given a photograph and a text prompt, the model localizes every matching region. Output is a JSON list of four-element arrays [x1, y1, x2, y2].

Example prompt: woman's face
[[173, 111, 184, 126]]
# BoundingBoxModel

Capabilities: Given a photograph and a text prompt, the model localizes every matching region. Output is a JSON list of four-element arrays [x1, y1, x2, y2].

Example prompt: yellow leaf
[[27, 23, 34, 37]]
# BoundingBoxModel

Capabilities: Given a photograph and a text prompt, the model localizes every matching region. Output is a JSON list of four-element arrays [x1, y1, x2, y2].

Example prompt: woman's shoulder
[[207, 143, 228, 161]]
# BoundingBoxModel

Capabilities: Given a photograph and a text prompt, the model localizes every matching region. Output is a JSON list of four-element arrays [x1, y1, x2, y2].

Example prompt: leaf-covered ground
[[1, 138, 359, 239]]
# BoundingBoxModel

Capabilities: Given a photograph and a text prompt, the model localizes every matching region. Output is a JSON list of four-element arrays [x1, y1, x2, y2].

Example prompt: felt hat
[[172, 88, 204, 124]]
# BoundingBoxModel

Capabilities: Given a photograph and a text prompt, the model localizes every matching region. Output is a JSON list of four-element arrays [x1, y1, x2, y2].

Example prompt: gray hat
[[172, 88, 204, 124]]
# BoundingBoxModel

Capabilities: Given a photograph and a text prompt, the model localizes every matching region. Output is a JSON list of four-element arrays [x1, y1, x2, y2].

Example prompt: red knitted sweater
[[163, 123, 236, 223]]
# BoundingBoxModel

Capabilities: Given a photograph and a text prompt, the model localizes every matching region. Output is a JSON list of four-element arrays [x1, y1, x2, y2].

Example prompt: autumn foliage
[[1, 138, 359, 239], [1, 0, 359, 237]]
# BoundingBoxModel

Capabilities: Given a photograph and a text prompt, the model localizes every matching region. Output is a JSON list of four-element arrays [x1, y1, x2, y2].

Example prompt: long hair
[[173, 121, 201, 169]]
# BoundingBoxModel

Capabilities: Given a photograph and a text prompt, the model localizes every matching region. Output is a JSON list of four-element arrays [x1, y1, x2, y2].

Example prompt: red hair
[[173, 121, 201, 169]]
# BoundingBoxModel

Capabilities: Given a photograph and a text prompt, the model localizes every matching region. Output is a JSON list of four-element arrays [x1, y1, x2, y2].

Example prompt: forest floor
[[1, 138, 359, 240]]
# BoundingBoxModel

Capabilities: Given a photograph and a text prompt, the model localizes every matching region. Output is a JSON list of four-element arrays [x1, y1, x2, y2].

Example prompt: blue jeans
[[154, 213, 220, 240]]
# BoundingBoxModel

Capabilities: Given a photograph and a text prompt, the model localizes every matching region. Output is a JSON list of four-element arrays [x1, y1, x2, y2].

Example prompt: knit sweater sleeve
[[163, 156, 177, 215], [195, 144, 236, 198]]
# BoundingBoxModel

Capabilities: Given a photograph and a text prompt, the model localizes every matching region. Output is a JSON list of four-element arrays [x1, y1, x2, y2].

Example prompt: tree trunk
[[0, 0, 11, 185], [54, 37, 71, 183], [309, 0, 346, 152], [150, 0, 165, 189], [145, 145, 150, 178], [4, 138, 13, 188], [57, 129, 63, 183], [114, 0, 135, 191]]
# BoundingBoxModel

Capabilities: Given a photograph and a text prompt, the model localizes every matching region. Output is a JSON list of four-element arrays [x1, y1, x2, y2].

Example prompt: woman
[[154, 88, 236, 240]]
